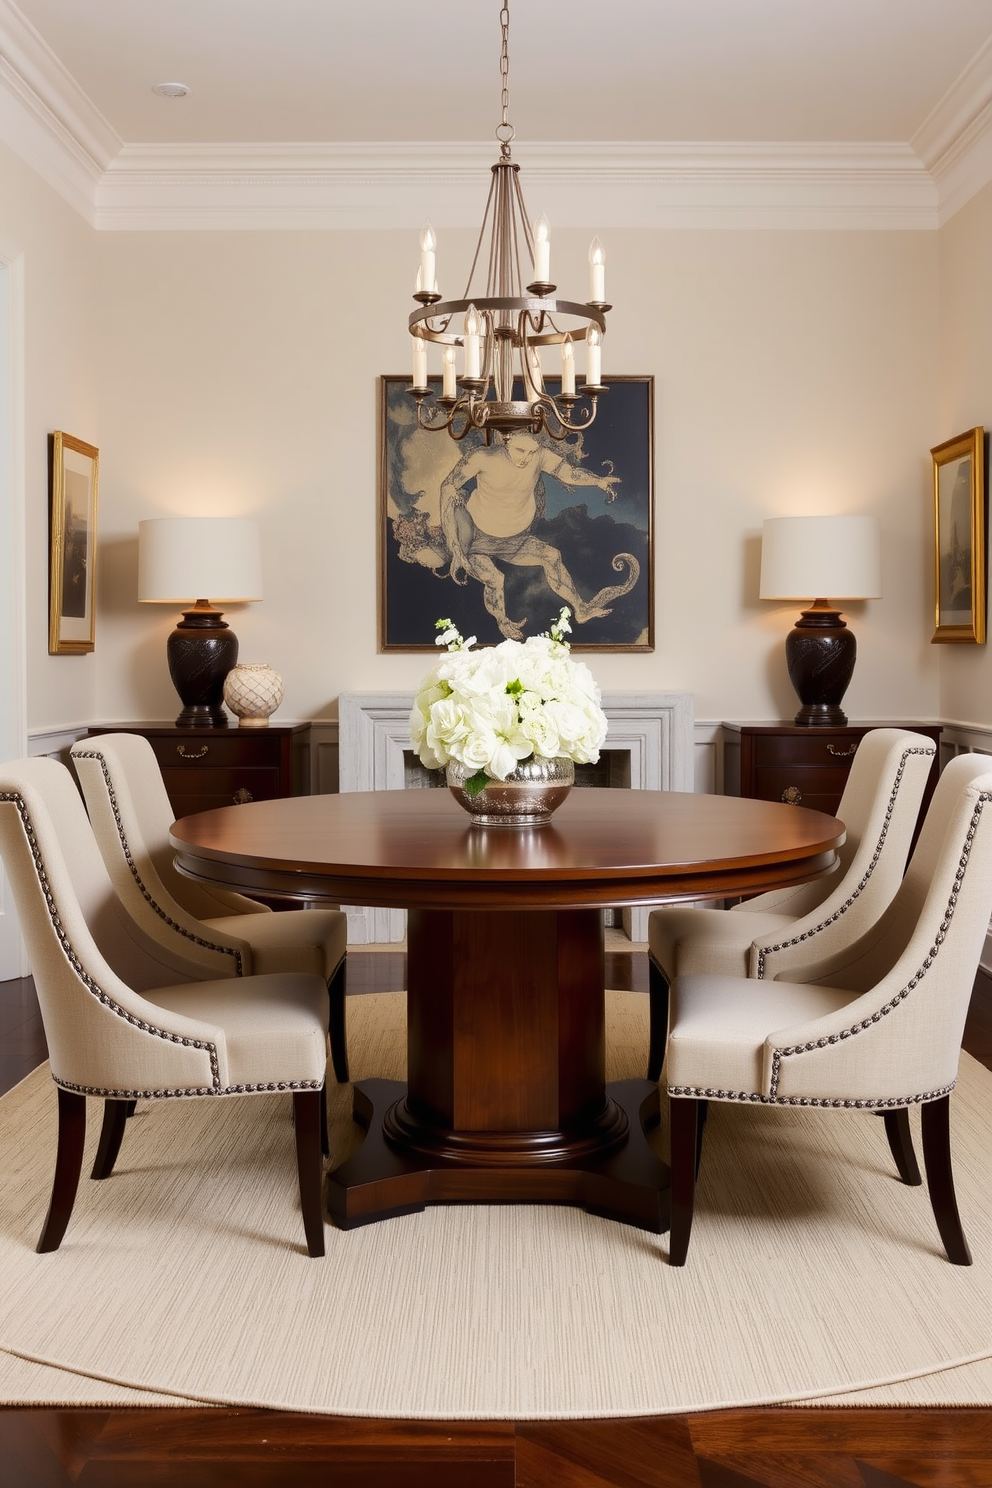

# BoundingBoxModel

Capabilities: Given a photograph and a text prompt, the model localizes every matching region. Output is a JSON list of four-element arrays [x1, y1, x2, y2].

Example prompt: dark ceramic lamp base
[[785, 601, 856, 727], [166, 602, 238, 728]]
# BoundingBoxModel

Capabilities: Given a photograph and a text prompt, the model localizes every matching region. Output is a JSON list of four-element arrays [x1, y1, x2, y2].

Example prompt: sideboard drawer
[[160, 766, 283, 816], [147, 733, 284, 771], [754, 765, 851, 810], [752, 735, 862, 769]]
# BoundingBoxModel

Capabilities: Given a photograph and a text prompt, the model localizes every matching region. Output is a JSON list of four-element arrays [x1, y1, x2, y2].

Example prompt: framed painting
[[378, 375, 654, 651], [49, 431, 99, 655], [931, 426, 986, 645]]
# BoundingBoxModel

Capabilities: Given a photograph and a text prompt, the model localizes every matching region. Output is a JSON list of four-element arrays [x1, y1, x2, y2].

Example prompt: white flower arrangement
[[410, 609, 608, 796]]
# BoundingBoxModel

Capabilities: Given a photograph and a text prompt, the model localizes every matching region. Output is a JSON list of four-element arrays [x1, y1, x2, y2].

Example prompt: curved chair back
[[749, 728, 935, 978], [0, 758, 225, 1094], [72, 733, 266, 920], [71, 733, 263, 977]]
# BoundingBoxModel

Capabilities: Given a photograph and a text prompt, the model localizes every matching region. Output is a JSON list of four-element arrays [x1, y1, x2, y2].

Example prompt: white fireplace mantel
[[338, 691, 694, 943]]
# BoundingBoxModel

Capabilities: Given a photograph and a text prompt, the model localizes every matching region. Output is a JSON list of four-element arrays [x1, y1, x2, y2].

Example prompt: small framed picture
[[49, 432, 99, 655], [931, 427, 986, 645]]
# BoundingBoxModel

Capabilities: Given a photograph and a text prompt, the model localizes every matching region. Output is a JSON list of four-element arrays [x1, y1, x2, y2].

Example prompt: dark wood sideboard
[[722, 721, 944, 817], [84, 723, 309, 820]]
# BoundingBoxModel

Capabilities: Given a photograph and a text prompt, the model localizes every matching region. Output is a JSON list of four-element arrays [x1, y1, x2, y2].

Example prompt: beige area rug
[[2, 990, 992, 1419]]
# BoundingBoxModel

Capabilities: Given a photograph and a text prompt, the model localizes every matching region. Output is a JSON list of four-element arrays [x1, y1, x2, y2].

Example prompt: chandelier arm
[[530, 394, 597, 437], [463, 168, 499, 303], [510, 167, 537, 267]]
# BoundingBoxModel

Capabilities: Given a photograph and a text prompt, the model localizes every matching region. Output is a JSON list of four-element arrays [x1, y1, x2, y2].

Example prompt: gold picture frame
[[49, 431, 99, 655], [931, 426, 986, 645]]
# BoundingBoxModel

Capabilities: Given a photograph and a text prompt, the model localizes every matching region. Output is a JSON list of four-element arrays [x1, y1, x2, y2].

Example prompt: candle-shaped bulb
[[561, 334, 575, 397], [589, 236, 606, 302], [586, 323, 602, 386], [442, 345, 457, 399], [419, 221, 437, 293], [464, 303, 481, 379], [533, 212, 551, 283], [527, 342, 543, 393], [412, 333, 428, 391]]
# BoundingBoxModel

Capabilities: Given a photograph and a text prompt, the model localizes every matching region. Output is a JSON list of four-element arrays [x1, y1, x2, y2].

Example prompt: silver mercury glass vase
[[446, 755, 574, 826]]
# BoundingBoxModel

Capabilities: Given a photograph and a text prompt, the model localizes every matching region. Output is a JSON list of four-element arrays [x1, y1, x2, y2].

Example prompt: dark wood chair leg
[[91, 1099, 130, 1180], [668, 1095, 698, 1266], [695, 1099, 708, 1181], [319, 1082, 330, 1158], [328, 959, 349, 1085], [37, 1088, 86, 1254], [882, 1107, 922, 1186], [921, 1095, 972, 1266], [293, 1088, 326, 1258], [647, 957, 670, 1082], [124, 1099, 137, 1117]]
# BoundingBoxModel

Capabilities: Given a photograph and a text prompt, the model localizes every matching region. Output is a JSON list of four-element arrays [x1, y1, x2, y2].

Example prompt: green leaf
[[463, 769, 491, 798]]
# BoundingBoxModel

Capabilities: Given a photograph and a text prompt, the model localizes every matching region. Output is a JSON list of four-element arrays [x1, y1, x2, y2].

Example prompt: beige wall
[[0, 142, 100, 732], [92, 224, 941, 726], [936, 179, 992, 727], [0, 138, 946, 732]]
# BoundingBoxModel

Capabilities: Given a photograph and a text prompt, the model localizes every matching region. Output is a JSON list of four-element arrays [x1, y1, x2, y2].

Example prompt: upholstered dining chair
[[0, 757, 329, 1258], [70, 733, 350, 1083], [663, 751, 992, 1268], [645, 728, 936, 1079]]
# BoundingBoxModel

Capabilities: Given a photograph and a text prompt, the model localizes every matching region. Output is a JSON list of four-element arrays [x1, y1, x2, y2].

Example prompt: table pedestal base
[[327, 1078, 669, 1232], [326, 906, 671, 1232]]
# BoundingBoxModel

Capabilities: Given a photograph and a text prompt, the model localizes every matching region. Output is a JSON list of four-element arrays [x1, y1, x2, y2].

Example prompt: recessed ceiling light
[[152, 82, 190, 98]]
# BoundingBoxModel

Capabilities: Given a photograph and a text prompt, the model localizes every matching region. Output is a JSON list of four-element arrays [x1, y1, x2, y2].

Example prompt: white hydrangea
[[409, 611, 608, 783]]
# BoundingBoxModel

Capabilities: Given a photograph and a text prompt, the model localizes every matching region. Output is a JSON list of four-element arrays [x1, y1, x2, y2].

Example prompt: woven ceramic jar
[[223, 662, 284, 728], [446, 755, 574, 826]]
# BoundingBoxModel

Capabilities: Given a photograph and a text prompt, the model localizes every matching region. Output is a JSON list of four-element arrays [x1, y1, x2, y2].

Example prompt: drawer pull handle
[[233, 788, 254, 804], [826, 743, 857, 758], [177, 744, 209, 759], [781, 785, 803, 805]]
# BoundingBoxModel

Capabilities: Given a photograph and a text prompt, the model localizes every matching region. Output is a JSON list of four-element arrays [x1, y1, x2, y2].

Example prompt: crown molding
[[912, 34, 992, 224], [8, 0, 992, 233], [90, 140, 937, 232], [0, 0, 119, 222]]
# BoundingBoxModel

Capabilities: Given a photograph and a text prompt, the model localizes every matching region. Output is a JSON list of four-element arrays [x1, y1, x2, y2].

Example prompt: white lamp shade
[[759, 515, 882, 601], [138, 517, 263, 603]]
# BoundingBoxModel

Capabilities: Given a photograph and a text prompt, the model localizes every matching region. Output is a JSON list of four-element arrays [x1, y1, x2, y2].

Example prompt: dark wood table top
[[170, 788, 845, 911]]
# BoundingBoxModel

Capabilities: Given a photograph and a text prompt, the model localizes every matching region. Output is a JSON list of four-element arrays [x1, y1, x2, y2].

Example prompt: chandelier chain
[[496, 3, 515, 154]]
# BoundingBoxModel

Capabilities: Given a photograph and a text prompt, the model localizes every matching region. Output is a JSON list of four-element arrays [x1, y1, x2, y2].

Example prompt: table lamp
[[759, 514, 882, 726], [138, 517, 263, 728]]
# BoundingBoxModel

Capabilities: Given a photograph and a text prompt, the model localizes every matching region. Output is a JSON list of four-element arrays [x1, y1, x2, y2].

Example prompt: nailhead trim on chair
[[0, 790, 224, 1095], [71, 750, 246, 975], [767, 789, 992, 1096], [754, 745, 934, 978], [55, 1076, 324, 1099], [666, 1080, 956, 1110]]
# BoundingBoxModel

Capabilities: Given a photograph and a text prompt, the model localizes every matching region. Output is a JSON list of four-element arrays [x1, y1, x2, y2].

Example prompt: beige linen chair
[[663, 751, 992, 1267], [70, 733, 350, 1083], [645, 728, 936, 1079], [0, 757, 329, 1258]]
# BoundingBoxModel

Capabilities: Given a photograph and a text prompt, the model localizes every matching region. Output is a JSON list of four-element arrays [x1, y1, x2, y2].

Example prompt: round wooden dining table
[[170, 787, 844, 1234]]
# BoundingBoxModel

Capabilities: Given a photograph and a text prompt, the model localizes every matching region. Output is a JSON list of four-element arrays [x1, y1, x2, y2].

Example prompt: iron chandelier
[[407, 1, 610, 443]]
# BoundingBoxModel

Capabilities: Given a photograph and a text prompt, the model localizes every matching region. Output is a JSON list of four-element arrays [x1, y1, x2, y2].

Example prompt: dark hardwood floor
[[1, 953, 989, 1487]]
